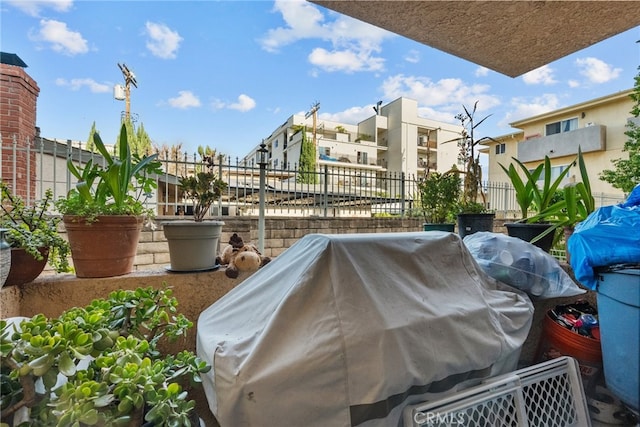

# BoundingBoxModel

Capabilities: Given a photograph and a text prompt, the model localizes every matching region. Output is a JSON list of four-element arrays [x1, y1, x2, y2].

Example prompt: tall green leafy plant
[[527, 147, 595, 242], [499, 161, 543, 220], [500, 154, 572, 222], [56, 123, 162, 219], [418, 169, 461, 223]]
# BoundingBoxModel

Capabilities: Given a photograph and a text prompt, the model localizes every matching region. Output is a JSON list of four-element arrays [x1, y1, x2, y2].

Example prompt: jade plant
[[0, 286, 210, 426], [178, 147, 227, 222], [0, 182, 71, 273]]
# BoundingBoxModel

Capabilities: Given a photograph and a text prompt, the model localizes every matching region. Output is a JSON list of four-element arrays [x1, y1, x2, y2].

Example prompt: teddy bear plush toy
[[217, 233, 271, 278]]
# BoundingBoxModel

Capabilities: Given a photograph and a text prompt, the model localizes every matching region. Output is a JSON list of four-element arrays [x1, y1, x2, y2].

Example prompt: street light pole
[[257, 141, 268, 253]]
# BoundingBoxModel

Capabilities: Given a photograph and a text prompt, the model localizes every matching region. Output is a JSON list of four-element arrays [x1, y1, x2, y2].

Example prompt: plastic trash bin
[[596, 267, 640, 413]]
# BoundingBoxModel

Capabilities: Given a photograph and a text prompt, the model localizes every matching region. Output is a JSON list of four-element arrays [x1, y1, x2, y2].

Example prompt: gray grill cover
[[196, 232, 533, 426]]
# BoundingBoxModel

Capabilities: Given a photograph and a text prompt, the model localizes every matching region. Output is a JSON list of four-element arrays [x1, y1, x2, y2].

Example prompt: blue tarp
[[568, 184, 640, 290]]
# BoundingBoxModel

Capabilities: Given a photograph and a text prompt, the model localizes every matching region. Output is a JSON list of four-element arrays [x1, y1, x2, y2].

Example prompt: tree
[[297, 126, 318, 184], [136, 122, 153, 155], [599, 67, 640, 194], [85, 121, 99, 152], [115, 118, 152, 157]]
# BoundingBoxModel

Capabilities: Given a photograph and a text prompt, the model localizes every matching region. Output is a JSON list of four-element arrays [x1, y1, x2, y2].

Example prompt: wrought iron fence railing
[[1, 137, 626, 219]]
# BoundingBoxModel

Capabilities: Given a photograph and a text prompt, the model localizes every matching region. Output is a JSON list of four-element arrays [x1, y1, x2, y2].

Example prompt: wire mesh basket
[[402, 356, 591, 427]]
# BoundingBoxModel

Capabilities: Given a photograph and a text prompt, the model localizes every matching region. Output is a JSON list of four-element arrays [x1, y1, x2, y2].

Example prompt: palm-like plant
[[499, 154, 572, 222], [526, 147, 595, 242]]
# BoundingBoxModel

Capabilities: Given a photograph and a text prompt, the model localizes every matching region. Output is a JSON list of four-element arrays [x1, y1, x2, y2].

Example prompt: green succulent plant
[[0, 182, 71, 273], [0, 286, 209, 426]]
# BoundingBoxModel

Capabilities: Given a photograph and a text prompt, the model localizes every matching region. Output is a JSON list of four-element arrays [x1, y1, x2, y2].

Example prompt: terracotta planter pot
[[63, 215, 143, 278], [5, 247, 49, 286]]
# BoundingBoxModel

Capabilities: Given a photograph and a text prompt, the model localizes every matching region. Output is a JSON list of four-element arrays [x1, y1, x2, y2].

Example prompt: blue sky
[[2, 0, 639, 160]]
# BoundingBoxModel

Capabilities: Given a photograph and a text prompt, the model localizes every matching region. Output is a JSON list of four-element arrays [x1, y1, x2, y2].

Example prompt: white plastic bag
[[464, 232, 585, 299]]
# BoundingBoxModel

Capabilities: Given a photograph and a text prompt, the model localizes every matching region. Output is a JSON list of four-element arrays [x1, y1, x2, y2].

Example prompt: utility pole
[[117, 63, 137, 121]]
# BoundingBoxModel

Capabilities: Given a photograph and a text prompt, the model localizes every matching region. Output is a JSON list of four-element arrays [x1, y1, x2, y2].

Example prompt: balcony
[[518, 124, 606, 163]]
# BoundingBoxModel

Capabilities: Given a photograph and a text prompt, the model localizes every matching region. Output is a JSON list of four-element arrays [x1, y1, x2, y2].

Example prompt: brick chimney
[[1, 52, 40, 200]]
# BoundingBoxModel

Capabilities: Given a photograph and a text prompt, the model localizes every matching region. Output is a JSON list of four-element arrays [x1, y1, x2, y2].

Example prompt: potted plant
[[55, 123, 162, 278], [499, 154, 572, 252], [417, 168, 461, 231], [448, 102, 496, 237], [0, 183, 71, 285], [0, 286, 209, 426], [163, 148, 227, 272], [527, 147, 595, 259]]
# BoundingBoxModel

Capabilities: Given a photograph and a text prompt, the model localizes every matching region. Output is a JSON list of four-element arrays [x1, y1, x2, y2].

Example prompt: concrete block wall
[[45, 216, 509, 273]]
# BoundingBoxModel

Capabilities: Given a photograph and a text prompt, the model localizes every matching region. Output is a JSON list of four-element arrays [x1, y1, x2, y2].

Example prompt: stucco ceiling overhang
[[309, 1, 640, 77]]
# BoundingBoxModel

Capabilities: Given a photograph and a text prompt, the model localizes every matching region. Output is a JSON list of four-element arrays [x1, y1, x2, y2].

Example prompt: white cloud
[[380, 74, 500, 115], [308, 47, 384, 73], [168, 91, 201, 109], [6, 0, 72, 17], [145, 22, 182, 59], [319, 105, 376, 124], [30, 19, 88, 56], [576, 57, 622, 84], [499, 94, 561, 127], [228, 94, 256, 112], [260, 0, 392, 74], [522, 65, 557, 85], [322, 74, 502, 126], [404, 50, 420, 64], [55, 77, 109, 93], [211, 95, 257, 112], [568, 79, 580, 88], [475, 66, 489, 77]]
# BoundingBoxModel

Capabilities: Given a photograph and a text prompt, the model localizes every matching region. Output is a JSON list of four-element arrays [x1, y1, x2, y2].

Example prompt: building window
[[357, 151, 368, 165], [274, 158, 279, 168], [495, 143, 505, 154], [532, 164, 571, 186], [545, 118, 578, 136], [274, 140, 278, 148]]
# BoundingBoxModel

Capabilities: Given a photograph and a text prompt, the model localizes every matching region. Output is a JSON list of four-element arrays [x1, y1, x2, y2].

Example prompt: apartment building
[[482, 89, 633, 198], [243, 97, 463, 179]]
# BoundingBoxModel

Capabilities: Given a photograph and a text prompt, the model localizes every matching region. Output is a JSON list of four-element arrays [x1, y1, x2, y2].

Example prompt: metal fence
[[0, 137, 626, 219]]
